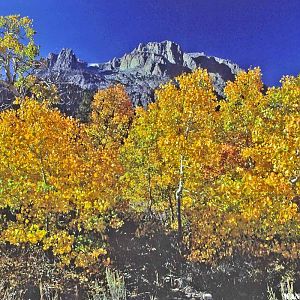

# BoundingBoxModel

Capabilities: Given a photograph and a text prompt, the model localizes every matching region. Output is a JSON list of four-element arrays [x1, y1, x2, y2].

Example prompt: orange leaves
[[188, 70, 300, 262], [88, 84, 134, 149], [219, 143, 242, 173], [122, 68, 300, 262], [1, 65, 300, 268], [0, 97, 124, 267]]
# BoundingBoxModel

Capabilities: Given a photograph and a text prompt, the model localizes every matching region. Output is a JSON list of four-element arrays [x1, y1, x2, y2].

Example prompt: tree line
[[0, 15, 299, 271]]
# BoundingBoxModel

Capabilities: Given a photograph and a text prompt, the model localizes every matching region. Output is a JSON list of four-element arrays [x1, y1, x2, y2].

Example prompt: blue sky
[[0, 0, 299, 85]]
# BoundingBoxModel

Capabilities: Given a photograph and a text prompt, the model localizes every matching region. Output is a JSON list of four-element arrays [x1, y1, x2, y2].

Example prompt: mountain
[[4, 41, 242, 116]]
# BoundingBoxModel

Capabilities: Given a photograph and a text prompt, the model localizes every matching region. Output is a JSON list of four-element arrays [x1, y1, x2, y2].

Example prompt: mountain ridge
[[1, 41, 243, 116]]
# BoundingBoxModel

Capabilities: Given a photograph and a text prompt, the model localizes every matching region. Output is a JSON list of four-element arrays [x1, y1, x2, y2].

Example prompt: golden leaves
[[88, 84, 134, 149], [1, 65, 300, 267], [0, 15, 39, 93], [187, 70, 300, 262], [0, 97, 123, 267], [121, 68, 300, 263], [121, 69, 219, 225]]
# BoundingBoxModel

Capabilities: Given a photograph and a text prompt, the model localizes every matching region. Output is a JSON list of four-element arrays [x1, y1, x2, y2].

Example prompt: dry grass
[[268, 277, 300, 300]]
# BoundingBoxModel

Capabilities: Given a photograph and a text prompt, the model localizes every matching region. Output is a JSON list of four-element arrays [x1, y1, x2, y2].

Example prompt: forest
[[0, 15, 299, 300]]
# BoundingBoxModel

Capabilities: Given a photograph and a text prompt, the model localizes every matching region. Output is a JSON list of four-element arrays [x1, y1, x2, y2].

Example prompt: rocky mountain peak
[[134, 40, 184, 64], [34, 40, 243, 114], [117, 40, 186, 76], [47, 48, 86, 70]]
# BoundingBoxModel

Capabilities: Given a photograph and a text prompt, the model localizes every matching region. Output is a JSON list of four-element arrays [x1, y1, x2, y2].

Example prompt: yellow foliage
[[0, 98, 122, 267], [122, 68, 300, 262], [1, 65, 300, 267], [88, 84, 134, 149], [188, 70, 300, 262], [121, 69, 220, 230]]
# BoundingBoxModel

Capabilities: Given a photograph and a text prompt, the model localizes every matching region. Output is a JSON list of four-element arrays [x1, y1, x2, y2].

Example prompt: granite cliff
[[3, 41, 242, 116]]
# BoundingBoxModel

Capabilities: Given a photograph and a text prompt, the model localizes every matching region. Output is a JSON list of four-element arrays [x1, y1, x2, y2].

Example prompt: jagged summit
[[47, 48, 86, 70], [131, 40, 184, 64], [112, 40, 186, 76], [36, 40, 242, 114], [45, 40, 240, 79]]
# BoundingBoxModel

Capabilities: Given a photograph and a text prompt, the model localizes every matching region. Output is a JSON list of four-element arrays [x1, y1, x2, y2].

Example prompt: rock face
[[36, 40, 242, 115], [0, 84, 14, 110], [47, 49, 87, 70], [118, 41, 186, 76]]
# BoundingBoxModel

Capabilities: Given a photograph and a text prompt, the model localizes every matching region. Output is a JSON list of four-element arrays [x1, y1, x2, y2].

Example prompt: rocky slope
[[36, 41, 241, 115]]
